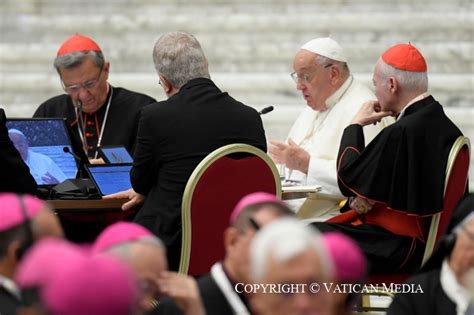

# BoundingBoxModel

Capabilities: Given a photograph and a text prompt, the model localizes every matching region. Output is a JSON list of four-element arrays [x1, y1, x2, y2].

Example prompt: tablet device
[[99, 145, 133, 164], [6, 118, 78, 186], [85, 163, 132, 196]]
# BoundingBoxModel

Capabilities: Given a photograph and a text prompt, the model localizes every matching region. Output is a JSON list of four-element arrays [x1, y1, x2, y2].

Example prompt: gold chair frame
[[179, 143, 282, 274], [359, 136, 471, 312], [421, 135, 471, 266]]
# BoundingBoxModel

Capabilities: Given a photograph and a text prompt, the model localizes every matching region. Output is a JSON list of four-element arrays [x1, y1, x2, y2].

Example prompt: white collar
[[440, 259, 471, 315], [0, 274, 21, 300], [324, 75, 354, 110], [210, 262, 250, 315], [396, 92, 430, 121]]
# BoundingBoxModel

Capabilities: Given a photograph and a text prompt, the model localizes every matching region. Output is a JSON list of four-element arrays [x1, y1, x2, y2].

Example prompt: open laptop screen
[[6, 118, 78, 185], [85, 164, 132, 196]]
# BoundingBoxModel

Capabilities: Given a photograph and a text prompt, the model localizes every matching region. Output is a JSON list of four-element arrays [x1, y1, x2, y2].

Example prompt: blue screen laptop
[[85, 163, 133, 196]]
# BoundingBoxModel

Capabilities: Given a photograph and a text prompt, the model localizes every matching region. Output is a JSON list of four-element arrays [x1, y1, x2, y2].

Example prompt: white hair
[[106, 235, 166, 259], [378, 59, 428, 93], [250, 218, 333, 281], [314, 54, 350, 75], [8, 128, 26, 137], [454, 212, 474, 235]]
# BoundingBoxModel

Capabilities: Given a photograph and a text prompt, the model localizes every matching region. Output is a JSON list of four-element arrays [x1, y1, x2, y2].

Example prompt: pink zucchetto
[[0, 193, 45, 232], [230, 192, 284, 223], [42, 255, 137, 315], [92, 221, 153, 254], [15, 238, 88, 289], [323, 232, 367, 282]]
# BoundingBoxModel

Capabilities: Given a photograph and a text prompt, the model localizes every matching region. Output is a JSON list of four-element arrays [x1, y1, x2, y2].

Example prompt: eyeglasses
[[290, 63, 333, 83], [62, 66, 103, 94]]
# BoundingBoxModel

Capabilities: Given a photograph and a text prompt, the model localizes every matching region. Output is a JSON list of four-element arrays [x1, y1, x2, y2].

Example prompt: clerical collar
[[0, 274, 21, 300], [440, 259, 471, 315], [210, 262, 251, 315], [324, 75, 354, 110], [221, 263, 251, 306], [396, 92, 430, 121]]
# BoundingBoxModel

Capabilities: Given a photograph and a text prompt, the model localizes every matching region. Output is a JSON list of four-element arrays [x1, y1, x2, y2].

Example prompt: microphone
[[75, 100, 87, 154], [63, 146, 82, 162], [63, 146, 84, 178], [259, 106, 274, 115]]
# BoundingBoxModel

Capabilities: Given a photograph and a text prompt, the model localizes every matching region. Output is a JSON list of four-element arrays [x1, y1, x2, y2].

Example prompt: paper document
[[282, 185, 322, 193]]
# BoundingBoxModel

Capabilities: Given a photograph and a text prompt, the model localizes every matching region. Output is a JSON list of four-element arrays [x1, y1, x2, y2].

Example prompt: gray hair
[[314, 54, 350, 75], [106, 236, 166, 259], [152, 31, 210, 88], [251, 218, 333, 281], [378, 59, 428, 93], [54, 50, 105, 72]]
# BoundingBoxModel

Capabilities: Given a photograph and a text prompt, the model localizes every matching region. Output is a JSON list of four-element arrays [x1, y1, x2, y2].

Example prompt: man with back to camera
[[107, 31, 267, 271], [34, 33, 156, 162], [269, 37, 392, 219]]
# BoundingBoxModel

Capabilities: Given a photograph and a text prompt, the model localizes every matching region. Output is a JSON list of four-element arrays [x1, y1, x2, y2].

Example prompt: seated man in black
[[313, 43, 463, 273], [34, 33, 156, 162], [0, 108, 36, 194]]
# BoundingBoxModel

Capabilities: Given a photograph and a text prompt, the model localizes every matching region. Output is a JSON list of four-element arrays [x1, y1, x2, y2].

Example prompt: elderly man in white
[[269, 38, 392, 219]]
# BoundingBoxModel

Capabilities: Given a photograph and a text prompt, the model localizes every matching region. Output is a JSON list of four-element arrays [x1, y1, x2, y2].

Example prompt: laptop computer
[[98, 145, 133, 164], [6, 118, 79, 187], [85, 163, 133, 196]]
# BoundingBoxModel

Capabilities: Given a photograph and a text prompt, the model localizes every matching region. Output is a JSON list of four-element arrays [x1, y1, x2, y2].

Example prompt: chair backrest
[[179, 143, 281, 275], [421, 136, 471, 266]]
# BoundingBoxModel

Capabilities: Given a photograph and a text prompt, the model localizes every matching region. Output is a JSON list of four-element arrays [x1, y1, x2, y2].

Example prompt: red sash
[[327, 204, 427, 241]]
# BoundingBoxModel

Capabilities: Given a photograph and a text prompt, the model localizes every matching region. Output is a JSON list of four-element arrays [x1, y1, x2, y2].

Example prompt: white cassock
[[26, 150, 67, 185], [285, 75, 393, 218]]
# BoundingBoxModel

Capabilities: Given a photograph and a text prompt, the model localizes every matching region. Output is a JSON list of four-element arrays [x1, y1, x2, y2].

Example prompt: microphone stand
[[63, 146, 84, 179], [75, 100, 88, 156]]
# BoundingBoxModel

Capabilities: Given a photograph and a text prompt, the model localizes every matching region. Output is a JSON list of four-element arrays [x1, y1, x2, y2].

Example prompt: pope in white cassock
[[269, 37, 393, 219], [8, 129, 67, 185]]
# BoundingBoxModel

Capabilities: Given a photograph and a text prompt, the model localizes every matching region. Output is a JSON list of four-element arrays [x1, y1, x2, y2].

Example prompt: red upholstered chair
[[178, 143, 281, 276], [359, 136, 471, 311]]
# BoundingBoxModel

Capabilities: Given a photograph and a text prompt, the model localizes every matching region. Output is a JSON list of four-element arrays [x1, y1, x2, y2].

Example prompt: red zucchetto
[[57, 33, 101, 56], [381, 43, 427, 72]]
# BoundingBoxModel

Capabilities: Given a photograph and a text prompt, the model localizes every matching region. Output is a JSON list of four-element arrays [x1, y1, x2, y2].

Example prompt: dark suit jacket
[[152, 272, 248, 315], [387, 269, 456, 315], [0, 287, 21, 315], [0, 108, 37, 194], [131, 78, 267, 270]]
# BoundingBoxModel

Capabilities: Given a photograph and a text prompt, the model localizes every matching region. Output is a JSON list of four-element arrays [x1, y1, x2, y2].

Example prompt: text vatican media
[[234, 282, 424, 294]]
